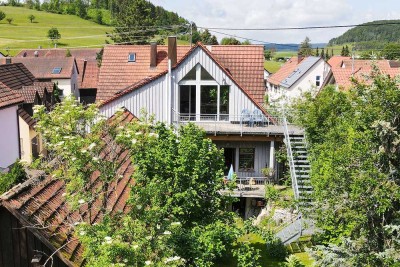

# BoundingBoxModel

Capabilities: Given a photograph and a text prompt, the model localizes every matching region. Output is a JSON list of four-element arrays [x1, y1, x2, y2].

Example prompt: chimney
[[34, 51, 39, 57], [82, 60, 87, 82], [297, 54, 304, 63], [5, 57, 11, 64], [150, 42, 157, 68], [168, 36, 177, 66]]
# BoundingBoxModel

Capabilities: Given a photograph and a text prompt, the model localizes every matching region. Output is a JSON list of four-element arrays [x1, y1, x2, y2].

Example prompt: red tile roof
[[0, 109, 136, 266], [0, 57, 76, 79], [16, 48, 100, 60], [0, 81, 24, 109], [77, 59, 99, 89], [20, 86, 39, 104], [327, 56, 351, 68], [330, 59, 400, 90], [267, 56, 304, 86], [97, 44, 266, 106], [0, 63, 36, 90]]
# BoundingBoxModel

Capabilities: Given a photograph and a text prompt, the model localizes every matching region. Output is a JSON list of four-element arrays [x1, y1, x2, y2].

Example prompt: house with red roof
[[266, 55, 330, 103], [97, 37, 301, 219], [0, 63, 57, 165], [324, 56, 400, 90]]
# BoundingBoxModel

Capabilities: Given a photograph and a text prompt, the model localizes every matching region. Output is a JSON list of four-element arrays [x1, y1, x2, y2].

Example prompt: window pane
[[179, 85, 196, 120], [239, 148, 255, 172], [201, 85, 218, 120], [201, 66, 214, 80], [182, 67, 197, 80], [220, 85, 229, 121]]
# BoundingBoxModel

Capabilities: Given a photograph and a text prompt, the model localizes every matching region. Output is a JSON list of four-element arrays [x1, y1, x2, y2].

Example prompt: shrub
[[265, 236, 287, 260], [0, 161, 27, 194], [0, 11, 6, 22], [286, 254, 305, 267], [6, 17, 13, 24]]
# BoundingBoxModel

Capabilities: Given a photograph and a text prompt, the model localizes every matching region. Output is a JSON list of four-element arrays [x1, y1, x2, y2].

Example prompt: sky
[[149, 0, 400, 44]]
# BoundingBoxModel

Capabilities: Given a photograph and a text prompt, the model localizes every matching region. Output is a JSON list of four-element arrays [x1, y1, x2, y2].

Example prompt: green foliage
[[6, 17, 13, 24], [65, 49, 71, 57], [265, 184, 280, 203], [233, 242, 261, 267], [286, 254, 305, 267], [0, 161, 27, 194], [298, 37, 313, 56], [382, 42, 400, 60], [341, 45, 350, 56], [0, 10, 5, 21], [293, 71, 400, 265], [28, 14, 34, 22], [221, 37, 241, 45], [47, 27, 61, 42], [328, 20, 400, 46]]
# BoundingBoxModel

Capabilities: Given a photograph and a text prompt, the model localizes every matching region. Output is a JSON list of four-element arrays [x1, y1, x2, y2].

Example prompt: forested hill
[[328, 20, 400, 46]]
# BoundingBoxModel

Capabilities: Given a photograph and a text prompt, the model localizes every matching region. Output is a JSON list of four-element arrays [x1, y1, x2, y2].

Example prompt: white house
[[0, 82, 24, 170], [267, 56, 331, 104], [97, 38, 301, 219]]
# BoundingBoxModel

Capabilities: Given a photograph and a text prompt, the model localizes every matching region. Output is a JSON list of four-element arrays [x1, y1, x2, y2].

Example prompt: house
[[16, 48, 101, 103], [0, 63, 56, 164], [0, 51, 5, 58], [0, 109, 135, 267], [266, 55, 331, 103], [1, 57, 79, 99], [98, 37, 300, 219], [324, 56, 400, 90], [0, 82, 24, 170]]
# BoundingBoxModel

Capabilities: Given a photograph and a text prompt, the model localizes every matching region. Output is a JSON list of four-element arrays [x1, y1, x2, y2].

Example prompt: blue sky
[[149, 0, 400, 44]]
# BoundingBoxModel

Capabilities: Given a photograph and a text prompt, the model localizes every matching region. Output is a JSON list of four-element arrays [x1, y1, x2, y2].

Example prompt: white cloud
[[149, 0, 400, 44]]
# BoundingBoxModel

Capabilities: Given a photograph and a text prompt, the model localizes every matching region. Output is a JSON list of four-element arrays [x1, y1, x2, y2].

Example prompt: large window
[[239, 148, 255, 172], [179, 64, 230, 121]]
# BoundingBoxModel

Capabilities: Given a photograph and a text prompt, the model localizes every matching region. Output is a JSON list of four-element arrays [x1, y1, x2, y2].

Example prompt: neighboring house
[[0, 109, 135, 267], [1, 57, 79, 99], [0, 63, 56, 164], [266, 55, 331, 103], [324, 56, 400, 90], [0, 82, 24, 169], [98, 38, 299, 219], [16, 48, 101, 103], [0, 52, 5, 58]]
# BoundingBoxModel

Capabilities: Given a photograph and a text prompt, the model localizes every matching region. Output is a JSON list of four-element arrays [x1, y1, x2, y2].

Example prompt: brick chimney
[[297, 54, 304, 63], [168, 36, 177, 66], [150, 42, 157, 68]]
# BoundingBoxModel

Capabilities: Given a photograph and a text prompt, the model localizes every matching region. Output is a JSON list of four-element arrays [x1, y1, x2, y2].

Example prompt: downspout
[[167, 59, 172, 125]]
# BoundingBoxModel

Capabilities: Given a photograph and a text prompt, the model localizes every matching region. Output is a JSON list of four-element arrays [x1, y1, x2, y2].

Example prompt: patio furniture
[[240, 109, 252, 126], [252, 108, 265, 126]]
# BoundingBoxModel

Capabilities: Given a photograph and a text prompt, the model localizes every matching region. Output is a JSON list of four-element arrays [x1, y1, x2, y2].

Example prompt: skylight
[[128, 53, 136, 62], [52, 67, 62, 74]]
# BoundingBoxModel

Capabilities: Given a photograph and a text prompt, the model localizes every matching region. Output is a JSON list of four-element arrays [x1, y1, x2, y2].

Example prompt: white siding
[[0, 105, 20, 168], [100, 47, 260, 120]]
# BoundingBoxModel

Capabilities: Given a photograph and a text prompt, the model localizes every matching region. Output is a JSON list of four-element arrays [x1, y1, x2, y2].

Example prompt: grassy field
[[0, 6, 112, 55], [264, 60, 284, 73]]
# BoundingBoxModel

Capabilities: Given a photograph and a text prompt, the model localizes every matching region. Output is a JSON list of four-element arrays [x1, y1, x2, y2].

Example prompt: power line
[[197, 21, 400, 31]]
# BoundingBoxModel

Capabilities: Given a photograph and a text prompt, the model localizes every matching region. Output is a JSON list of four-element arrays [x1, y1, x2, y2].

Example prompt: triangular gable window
[[182, 67, 196, 81], [201, 66, 214, 80]]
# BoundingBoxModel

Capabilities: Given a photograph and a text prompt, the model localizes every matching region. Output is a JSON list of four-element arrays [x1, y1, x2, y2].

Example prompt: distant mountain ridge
[[264, 43, 327, 51], [328, 20, 400, 46]]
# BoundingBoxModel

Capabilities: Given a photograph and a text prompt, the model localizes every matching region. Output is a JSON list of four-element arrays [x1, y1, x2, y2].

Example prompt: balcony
[[220, 176, 275, 198], [172, 109, 303, 136]]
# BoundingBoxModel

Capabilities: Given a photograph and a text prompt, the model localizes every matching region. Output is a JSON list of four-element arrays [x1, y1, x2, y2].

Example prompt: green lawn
[[264, 60, 284, 73], [0, 6, 112, 55]]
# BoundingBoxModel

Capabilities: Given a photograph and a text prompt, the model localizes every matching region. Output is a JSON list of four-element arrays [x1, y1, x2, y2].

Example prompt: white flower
[[136, 204, 142, 210], [145, 236, 152, 240], [149, 133, 159, 138], [71, 157, 76, 161], [171, 222, 181, 226], [62, 193, 67, 197], [135, 132, 142, 136], [74, 222, 80, 226], [104, 236, 112, 241], [156, 224, 161, 230], [92, 157, 99, 162], [57, 141, 65, 146], [88, 143, 96, 150], [132, 244, 139, 250], [81, 149, 87, 153], [79, 231, 86, 236], [145, 260, 152, 265], [131, 139, 137, 144], [163, 231, 171, 235], [78, 199, 85, 204]]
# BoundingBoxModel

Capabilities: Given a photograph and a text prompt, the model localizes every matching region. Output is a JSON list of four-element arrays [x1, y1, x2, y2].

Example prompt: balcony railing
[[172, 109, 286, 136], [221, 176, 271, 197]]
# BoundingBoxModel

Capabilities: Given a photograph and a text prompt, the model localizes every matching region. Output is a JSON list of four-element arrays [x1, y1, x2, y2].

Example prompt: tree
[[74, 0, 87, 19], [47, 27, 61, 43], [6, 17, 13, 24], [200, 29, 219, 45], [382, 43, 400, 60], [298, 36, 313, 56], [241, 39, 251, 45], [264, 49, 274, 60], [316, 47, 319, 57], [341, 45, 350, 56], [293, 70, 400, 265], [221, 37, 241, 45], [0, 11, 5, 22], [111, 0, 157, 45], [33, 98, 260, 266], [320, 48, 325, 59], [28, 14, 35, 23]]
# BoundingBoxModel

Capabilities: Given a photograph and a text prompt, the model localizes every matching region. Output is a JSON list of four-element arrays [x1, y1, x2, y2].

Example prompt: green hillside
[[328, 20, 400, 46], [0, 6, 112, 55]]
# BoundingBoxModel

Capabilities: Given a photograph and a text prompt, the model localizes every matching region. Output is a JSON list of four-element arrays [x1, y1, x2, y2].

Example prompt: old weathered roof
[[0, 57, 76, 79], [77, 59, 99, 89], [0, 81, 24, 109], [18, 108, 36, 127], [267, 56, 305, 86], [20, 86, 40, 104], [97, 43, 266, 106], [0, 109, 136, 266], [280, 56, 321, 88], [16, 48, 100, 60], [0, 63, 36, 90]]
